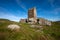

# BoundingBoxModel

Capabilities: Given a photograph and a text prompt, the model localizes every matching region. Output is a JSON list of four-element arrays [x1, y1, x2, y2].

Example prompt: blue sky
[[0, 0, 60, 22]]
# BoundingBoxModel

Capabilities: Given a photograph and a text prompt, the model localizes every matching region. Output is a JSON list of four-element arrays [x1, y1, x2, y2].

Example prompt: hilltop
[[0, 18, 60, 40]]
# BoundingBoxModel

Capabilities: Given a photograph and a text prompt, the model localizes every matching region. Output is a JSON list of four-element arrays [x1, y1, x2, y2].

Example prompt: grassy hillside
[[0, 19, 60, 40], [43, 21, 60, 40]]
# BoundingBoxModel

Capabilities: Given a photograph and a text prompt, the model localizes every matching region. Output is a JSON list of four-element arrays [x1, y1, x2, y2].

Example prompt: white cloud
[[48, 16, 60, 21], [16, 0, 27, 11], [0, 7, 27, 22], [49, 8, 60, 15], [37, 7, 60, 21], [17, 10, 27, 17], [0, 12, 25, 22], [0, 7, 9, 12], [48, 0, 55, 7], [39, 7, 60, 15]]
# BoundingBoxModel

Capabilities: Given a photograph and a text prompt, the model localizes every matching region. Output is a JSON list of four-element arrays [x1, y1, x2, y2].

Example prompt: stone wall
[[28, 7, 37, 23], [20, 19, 26, 23], [37, 18, 51, 26], [20, 7, 51, 26]]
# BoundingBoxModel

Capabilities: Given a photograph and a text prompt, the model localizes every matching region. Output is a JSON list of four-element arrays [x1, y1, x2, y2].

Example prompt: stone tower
[[28, 7, 37, 23]]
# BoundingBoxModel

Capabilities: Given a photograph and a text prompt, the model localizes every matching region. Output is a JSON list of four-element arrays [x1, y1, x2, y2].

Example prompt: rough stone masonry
[[20, 7, 51, 26]]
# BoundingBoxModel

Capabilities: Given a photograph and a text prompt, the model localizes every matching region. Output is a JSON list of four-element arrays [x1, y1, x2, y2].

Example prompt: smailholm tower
[[28, 7, 37, 23]]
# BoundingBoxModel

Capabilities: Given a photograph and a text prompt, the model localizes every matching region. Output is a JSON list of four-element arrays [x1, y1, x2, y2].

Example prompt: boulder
[[7, 24, 20, 31]]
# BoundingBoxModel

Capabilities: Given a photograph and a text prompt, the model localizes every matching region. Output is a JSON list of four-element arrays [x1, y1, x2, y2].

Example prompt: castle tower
[[28, 7, 37, 23]]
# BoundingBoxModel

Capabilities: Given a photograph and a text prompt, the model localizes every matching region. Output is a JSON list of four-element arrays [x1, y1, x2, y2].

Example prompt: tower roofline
[[29, 7, 36, 10]]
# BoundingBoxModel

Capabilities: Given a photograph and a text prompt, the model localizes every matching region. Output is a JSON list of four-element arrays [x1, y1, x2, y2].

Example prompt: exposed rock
[[7, 24, 20, 31], [30, 25, 36, 28], [30, 25, 43, 28]]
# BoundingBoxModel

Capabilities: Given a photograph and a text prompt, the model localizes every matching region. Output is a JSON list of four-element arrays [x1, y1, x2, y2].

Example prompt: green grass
[[0, 19, 60, 40], [43, 22, 60, 40]]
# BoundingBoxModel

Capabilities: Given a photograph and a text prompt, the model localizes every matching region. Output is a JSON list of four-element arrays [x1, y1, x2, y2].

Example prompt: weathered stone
[[28, 7, 37, 23], [7, 24, 20, 31], [20, 7, 51, 26]]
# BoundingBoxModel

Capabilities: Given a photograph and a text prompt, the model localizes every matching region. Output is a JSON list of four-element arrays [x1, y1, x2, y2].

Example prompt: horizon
[[0, 0, 60, 22]]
